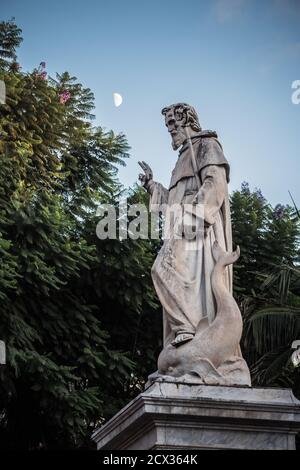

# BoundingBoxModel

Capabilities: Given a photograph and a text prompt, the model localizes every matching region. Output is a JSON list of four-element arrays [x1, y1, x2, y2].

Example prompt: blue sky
[[2, 0, 300, 205]]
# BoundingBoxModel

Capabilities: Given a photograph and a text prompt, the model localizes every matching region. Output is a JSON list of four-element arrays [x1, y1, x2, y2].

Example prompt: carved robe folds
[[148, 132, 251, 385], [150, 132, 232, 347]]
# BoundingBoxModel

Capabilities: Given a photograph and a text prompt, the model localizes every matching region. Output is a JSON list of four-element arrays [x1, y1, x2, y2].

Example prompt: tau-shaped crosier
[[139, 103, 251, 386]]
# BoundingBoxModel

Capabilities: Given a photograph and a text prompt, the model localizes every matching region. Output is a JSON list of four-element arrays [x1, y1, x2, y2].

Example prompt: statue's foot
[[171, 333, 194, 347]]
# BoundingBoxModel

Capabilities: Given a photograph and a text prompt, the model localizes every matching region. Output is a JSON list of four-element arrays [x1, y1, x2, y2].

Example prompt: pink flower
[[59, 90, 71, 104], [35, 61, 47, 79]]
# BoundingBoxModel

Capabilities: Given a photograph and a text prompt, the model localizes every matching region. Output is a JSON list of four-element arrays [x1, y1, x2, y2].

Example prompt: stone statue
[[139, 103, 251, 386]]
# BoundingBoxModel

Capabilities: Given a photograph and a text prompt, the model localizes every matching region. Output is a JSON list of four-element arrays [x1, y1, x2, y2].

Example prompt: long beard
[[171, 132, 185, 151], [172, 139, 178, 151]]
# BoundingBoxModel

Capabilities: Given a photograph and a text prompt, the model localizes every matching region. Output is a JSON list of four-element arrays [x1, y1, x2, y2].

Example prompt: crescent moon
[[113, 92, 123, 107]]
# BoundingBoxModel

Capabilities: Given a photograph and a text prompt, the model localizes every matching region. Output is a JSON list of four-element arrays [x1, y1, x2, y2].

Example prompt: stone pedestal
[[92, 379, 300, 450]]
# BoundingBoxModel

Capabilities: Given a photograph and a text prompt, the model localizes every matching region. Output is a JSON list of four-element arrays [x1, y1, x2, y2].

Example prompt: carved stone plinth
[[92, 379, 300, 450]]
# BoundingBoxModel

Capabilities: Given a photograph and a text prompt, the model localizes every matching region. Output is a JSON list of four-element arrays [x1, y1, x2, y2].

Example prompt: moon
[[113, 92, 123, 107]]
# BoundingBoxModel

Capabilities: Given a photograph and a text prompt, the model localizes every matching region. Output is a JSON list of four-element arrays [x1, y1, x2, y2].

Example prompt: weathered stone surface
[[138, 103, 251, 386], [92, 379, 300, 450]]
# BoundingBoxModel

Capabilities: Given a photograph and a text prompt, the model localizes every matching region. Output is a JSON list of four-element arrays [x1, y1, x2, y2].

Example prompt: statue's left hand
[[138, 161, 153, 190]]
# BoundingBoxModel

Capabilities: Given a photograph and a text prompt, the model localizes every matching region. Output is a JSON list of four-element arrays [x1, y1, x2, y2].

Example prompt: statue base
[[92, 378, 300, 450]]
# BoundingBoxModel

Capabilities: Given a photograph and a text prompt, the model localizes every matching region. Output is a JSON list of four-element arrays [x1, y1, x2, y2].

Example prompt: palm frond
[[249, 307, 300, 354], [251, 348, 292, 386]]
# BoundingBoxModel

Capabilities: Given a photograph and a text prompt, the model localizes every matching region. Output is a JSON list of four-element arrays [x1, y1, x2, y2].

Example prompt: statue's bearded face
[[164, 109, 187, 151]]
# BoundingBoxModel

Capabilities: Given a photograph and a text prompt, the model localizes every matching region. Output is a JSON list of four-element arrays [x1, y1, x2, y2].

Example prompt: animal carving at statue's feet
[[154, 241, 251, 387]]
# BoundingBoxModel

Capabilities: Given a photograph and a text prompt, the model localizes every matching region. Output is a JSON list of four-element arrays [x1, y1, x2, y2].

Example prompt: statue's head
[[161, 103, 202, 150]]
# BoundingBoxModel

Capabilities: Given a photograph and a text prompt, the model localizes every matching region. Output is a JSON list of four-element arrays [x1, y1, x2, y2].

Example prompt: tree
[[231, 183, 300, 398], [0, 19, 22, 71], [0, 20, 159, 449]]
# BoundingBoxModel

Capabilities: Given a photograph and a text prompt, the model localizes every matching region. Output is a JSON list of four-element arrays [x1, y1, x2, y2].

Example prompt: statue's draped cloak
[[149, 131, 233, 347]]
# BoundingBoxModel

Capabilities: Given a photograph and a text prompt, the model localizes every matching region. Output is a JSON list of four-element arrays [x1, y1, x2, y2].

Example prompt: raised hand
[[138, 161, 153, 190]]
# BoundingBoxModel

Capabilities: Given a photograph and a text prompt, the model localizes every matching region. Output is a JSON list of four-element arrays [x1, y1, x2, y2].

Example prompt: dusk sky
[[2, 0, 300, 205]]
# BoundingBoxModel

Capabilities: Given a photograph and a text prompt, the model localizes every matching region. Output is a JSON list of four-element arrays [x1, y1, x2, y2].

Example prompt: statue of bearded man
[[139, 103, 233, 348]]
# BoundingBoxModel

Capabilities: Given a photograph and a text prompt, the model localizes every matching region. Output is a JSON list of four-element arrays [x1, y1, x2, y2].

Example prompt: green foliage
[[0, 20, 159, 449], [231, 183, 300, 397], [0, 19, 22, 71]]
